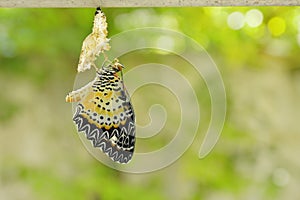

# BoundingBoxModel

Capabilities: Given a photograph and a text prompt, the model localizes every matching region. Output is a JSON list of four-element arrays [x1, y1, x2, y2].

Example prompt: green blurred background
[[1, 7, 300, 200]]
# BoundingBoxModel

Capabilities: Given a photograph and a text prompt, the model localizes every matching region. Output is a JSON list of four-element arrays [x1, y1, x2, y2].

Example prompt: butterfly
[[66, 59, 135, 163]]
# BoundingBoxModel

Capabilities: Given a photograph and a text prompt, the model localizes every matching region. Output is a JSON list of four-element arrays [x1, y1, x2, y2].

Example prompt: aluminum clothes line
[[0, 0, 299, 7]]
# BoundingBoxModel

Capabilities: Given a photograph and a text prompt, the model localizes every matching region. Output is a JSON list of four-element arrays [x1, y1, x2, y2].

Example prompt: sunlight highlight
[[268, 17, 286, 36], [227, 11, 245, 30], [245, 9, 264, 28]]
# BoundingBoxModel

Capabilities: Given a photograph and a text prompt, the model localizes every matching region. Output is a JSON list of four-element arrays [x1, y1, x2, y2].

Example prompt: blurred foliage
[[1, 7, 300, 200]]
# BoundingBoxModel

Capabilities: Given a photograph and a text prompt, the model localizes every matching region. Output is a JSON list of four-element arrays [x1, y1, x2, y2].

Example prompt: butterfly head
[[96, 58, 124, 77], [111, 58, 124, 73]]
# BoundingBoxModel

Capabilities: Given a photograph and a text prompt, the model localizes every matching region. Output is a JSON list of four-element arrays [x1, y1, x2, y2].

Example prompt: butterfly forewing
[[72, 67, 135, 163]]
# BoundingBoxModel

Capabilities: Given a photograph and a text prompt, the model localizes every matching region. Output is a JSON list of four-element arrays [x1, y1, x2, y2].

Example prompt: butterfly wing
[[72, 72, 135, 163]]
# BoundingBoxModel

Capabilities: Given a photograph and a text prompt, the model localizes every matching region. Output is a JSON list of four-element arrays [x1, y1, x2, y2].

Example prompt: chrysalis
[[77, 7, 111, 73]]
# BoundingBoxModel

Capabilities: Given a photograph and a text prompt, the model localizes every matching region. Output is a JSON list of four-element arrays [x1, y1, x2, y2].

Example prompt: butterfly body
[[66, 61, 135, 163]]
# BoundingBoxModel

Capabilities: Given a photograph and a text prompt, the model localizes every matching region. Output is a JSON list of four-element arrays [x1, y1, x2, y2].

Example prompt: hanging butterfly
[[66, 59, 135, 163]]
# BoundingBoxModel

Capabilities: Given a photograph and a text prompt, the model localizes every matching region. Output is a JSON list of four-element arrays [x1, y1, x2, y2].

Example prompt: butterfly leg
[[91, 62, 98, 71]]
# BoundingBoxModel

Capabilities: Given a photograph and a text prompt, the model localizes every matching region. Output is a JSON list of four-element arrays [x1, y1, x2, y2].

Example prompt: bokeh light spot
[[227, 11, 245, 30], [160, 15, 179, 29], [245, 9, 264, 28], [272, 168, 290, 187], [268, 17, 286, 36]]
